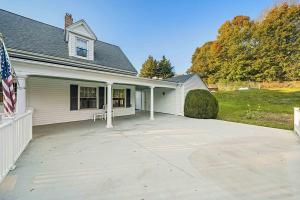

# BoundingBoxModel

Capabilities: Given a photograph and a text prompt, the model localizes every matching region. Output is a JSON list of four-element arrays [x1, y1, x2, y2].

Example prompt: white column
[[106, 82, 113, 128], [16, 75, 27, 115], [294, 107, 300, 135], [150, 86, 154, 120], [181, 85, 185, 116]]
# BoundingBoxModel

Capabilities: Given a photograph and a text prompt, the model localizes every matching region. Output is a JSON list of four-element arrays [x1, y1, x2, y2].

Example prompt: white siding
[[68, 33, 76, 57], [138, 87, 181, 115], [143, 89, 150, 111], [153, 88, 178, 115], [176, 86, 184, 116], [183, 75, 208, 97], [74, 24, 92, 38], [88, 39, 94, 61], [135, 91, 142, 110], [27, 77, 135, 126]]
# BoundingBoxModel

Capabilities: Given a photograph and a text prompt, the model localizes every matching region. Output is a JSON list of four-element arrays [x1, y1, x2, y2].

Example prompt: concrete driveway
[[1, 112, 300, 200]]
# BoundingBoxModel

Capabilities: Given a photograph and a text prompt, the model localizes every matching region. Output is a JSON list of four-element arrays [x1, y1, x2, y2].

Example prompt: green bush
[[184, 89, 219, 119]]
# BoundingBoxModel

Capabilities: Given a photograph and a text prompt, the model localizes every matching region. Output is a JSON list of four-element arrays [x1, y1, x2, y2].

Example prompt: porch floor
[[1, 111, 300, 200]]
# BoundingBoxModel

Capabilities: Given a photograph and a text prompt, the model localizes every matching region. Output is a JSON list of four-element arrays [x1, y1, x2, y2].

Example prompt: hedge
[[184, 89, 218, 119]]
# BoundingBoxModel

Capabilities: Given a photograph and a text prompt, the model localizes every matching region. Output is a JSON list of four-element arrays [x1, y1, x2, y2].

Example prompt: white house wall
[[184, 75, 208, 97], [153, 88, 178, 115], [27, 77, 135, 126], [140, 87, 182, 116], [68, 32, 76, 57], [73, 24, 92, 38], [142, 89, 150, 111], [135, 91, 142, 110]]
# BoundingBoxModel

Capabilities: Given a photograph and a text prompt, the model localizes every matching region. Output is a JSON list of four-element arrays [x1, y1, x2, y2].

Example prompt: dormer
[[64, 13, 97, 61]]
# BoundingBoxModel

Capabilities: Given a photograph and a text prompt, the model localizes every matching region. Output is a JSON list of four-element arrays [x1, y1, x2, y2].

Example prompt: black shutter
[[70, 85, 78, 110], [98, 87, 105, 109], [126, 89, 131, 108], [105, 87, 108, 105]]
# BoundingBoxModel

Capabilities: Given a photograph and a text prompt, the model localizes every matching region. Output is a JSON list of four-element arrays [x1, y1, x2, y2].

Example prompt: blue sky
[[1, 0, 274, 74]]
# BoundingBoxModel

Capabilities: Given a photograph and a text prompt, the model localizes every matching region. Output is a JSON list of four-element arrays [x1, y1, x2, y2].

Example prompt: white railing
[[294, 108, 300, 136], [0, 110, 33, 183]]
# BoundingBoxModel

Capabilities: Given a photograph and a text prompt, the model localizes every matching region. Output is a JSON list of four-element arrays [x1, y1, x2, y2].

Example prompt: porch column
[[150, 86, 154, 120], [16, 75, 27, 115], [106, 82, 113, 128]]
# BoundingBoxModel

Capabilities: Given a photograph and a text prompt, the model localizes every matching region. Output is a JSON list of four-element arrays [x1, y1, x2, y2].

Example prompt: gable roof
[[66, 19, 97, 40], [164, 74, 194, 83], [0, 9, 137, 75]]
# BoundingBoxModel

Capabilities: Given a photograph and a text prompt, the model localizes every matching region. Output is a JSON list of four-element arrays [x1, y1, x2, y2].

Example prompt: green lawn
[[213, 89, 300, 130]]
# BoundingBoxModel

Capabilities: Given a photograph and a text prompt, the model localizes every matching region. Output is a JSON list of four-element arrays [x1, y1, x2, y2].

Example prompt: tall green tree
[[139, 56, 158, 78], [140, 55, 175, 78], [157, 55, 175, 78], [216, 16, 256, 81], [189, 41, 221, 83], [253, 3, 300, 81]]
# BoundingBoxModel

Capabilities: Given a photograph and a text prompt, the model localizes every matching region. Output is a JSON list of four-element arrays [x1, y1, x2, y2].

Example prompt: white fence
[[0, 110, 33, 183], [295, 108, 300, 136]]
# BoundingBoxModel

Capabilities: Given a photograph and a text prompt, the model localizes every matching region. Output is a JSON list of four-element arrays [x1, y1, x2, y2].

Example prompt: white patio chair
[[93, 109, 106, 122]]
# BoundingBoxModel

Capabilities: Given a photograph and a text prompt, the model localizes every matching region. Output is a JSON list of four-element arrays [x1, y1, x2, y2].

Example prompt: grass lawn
[[213, 88, 300, 130]]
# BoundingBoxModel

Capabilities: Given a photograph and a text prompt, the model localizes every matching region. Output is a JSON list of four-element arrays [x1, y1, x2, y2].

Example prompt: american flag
[[0, 39, 16, 116]]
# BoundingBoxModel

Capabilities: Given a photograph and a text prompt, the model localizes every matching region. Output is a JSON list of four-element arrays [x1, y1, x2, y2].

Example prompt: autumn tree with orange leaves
[[189, 3, 300, 83]]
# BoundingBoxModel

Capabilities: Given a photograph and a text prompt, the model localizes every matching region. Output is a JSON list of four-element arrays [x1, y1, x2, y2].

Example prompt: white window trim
[[78, 86, 98, 110], [74, 36, 89, 60], [112, 88, 126, 108]]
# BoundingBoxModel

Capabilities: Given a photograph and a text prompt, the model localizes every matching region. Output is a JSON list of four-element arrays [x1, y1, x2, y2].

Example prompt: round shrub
[[184, 89, 219, 119]]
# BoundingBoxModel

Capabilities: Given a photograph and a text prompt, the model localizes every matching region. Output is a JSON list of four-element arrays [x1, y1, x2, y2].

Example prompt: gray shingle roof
[[0, 9, 137, 75], [164, 74, 194, 83]]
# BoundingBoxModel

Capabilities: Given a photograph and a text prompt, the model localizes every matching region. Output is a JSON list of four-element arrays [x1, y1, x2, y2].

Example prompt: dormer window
[[76, 37, 88, 58], [65, 14, 96, 60]]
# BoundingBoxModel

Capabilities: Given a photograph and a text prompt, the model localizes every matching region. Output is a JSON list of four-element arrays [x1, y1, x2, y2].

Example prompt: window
[[113, 89, 125, 108], [0, 82, 17, 103], [76, 37, 88, 58], [80, 87, 97, 109]]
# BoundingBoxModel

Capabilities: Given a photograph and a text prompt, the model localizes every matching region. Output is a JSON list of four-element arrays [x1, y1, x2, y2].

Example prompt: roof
[[0, 9, 137, 75], [66, 19, 97, 40], [164, 74, 194, 83]]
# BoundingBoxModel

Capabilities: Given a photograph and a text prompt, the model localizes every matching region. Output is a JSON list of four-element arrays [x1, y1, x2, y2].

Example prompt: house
[[0, 9, 208, 128]]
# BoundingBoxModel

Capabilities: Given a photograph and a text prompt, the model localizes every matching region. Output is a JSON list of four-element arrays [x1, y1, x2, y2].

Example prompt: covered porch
[[11, 58, 181, 128]]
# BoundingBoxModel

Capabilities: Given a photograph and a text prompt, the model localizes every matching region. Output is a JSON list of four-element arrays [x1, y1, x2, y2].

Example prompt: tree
[[139, 56, 158, 78], [217, 15, 256, 81], [188, 3, 300, 82], [157, 55, 175, 78], [188, 41, 221, 83], [140, 55, 175, 79], [253, 3, 300, 81]]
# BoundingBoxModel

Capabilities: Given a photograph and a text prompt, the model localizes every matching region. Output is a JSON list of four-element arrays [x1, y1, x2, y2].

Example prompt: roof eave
[[8, 48, 138, 76]]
